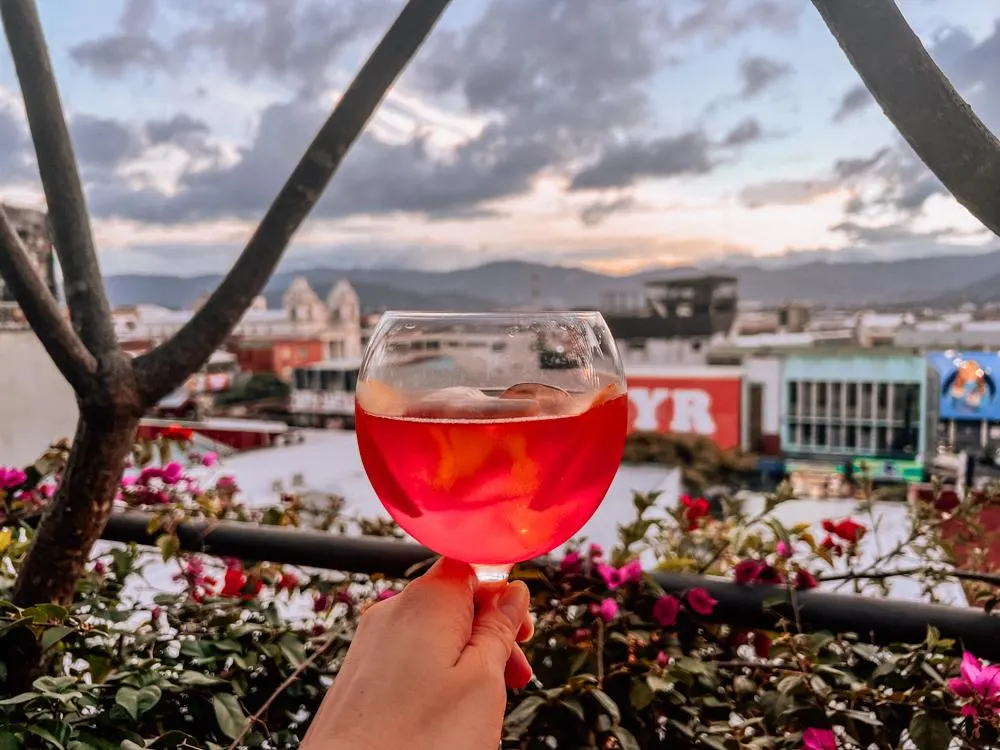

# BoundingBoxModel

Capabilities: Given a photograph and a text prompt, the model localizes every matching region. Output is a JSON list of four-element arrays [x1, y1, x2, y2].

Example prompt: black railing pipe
[[100, 512, 1000, 659]]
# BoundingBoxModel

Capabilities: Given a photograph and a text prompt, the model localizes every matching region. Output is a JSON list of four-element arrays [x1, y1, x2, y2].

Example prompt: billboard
[[626, 370, 742, 449], [928, 351, 1000, 421]]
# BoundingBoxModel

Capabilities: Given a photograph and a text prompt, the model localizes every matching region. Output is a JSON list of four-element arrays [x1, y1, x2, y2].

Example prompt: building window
[[830, 382, 842, 418]]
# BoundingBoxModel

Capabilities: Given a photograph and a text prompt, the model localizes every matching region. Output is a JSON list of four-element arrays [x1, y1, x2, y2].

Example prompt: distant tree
[[0, 0, 451, 687]]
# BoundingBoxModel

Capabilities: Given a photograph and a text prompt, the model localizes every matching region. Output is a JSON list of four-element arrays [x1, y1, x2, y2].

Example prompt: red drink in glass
[[356, 393, 627, 565]]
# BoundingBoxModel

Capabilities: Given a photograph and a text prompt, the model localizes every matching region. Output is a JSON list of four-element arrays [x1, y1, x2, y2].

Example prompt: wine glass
[[355, 311, 628, 583]]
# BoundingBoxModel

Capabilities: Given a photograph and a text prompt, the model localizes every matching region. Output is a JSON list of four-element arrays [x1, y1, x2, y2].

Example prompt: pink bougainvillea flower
[[376, 589, 398, 602], [733, 559, 785, 586], [0, 467, 27, 489], [803, 727, 836, 750], [313, 593, 331, 613], [559, 551, 582, 575], [686, 587, 718, 616], [597, 598, 619, 622], [38, 482, 56, 498], [795, 569, 819, 591], [161, 461, 184, 485], [587, 543, 604, 559], [221, 566, 247, 598], [598, 559, 643, 589], [652, 595, 680, 627], [216, 475, 238, 492], [201, 451, 218, 468], [335, 589, 356, 606], [655, 651, 669, 667], [947, 652, 1000, 716], [776, 540, 791, 558], [619, 559, 643, 583]]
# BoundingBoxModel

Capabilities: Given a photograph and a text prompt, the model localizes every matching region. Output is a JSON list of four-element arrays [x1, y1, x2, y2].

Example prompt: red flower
[[686, 587, 718, 616], [221, 567, 247, 597], [652, 595, 680, 627], [733, 559, 785, 586], [934, 492, 961, 513], [597, 560, 643, 590], [795, 570, 818, 590], [820, 535, 845, 556], [560, 551, 582, 575], [161, 424, 194, 442], [313, 593, 331, 613], [277, 572, 298, 593], [822, 518, 866, 544], [681, 495, 710, 530]]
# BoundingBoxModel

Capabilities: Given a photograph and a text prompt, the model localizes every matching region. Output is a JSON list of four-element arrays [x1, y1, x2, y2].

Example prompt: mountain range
[[103, 251, 1000, 312]]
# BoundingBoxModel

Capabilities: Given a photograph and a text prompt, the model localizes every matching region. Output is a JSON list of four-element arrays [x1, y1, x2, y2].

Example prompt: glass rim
[[376, 310, 606, 320]]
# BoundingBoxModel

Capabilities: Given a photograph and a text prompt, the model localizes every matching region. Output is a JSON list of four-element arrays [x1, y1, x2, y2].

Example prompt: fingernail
[[498, 581, 528, 628]]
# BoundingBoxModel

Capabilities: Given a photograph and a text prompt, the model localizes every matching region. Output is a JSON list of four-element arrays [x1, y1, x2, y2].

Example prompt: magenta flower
[[588, 543, 604, 559], [803, 728, 836, 750], [120, 474, 137, 488], [216, 475, 238, 491], [201, 451, 218, 468], [652, 595, 680, 627], [376, 589, 398, 602], [619, 559, 643, 583], [686, 587, 718, 616], [0, 467, 27, 489], [795, 569, 819, 591], [655, 651, 668, 667], [597, 598, 619, 622], [560, 551, 582, 575], [598, 559, 643, 589], [776, 540, 791, 558], [733, 559, 785, 585], [161, 462, 184, 485], [38, 483, 55, 498], [947, 652, 1000, 716]]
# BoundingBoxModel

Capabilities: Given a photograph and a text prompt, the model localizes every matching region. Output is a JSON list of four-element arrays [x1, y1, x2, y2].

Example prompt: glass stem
[[472, 563, 512, 583]]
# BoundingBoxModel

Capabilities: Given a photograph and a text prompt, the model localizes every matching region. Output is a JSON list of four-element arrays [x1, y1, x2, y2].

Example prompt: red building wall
[[232, 339, 326, 379], [625, 373, 743, 450]]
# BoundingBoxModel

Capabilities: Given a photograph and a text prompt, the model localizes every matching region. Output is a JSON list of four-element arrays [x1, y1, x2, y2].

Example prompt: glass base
[[472, 564, 512, 584]]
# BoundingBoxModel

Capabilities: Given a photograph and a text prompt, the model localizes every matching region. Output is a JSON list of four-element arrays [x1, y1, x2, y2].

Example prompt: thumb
[[460, 581, 530, 677]]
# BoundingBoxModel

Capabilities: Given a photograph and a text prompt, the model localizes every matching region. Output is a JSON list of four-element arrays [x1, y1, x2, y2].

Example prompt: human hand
[[301, 558, 534, 750]]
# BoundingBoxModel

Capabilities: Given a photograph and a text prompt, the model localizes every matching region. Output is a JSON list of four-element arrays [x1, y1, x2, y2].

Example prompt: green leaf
[[0, 692, 35, 706], [629, 679, 653, 710], [212, 693, 246, 741], [178, 670, 222, 687], [135, 685, 162, 716], [115, 687, 140, 721], [908, 713, 951, 750], [278, 633, 307, 667], [156, 535, 179, 563], [591, 689, 621, 725], [612, 727, 641, 750], [41, 625, 75, 651], [23, 604, 67, 625], [25, 725, 65, 750], [0, 731, 20, 750], [503, 696, 545, 737]]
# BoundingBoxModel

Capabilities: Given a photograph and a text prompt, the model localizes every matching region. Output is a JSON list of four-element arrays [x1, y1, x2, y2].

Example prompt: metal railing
[[99, 512, 1000, 659]]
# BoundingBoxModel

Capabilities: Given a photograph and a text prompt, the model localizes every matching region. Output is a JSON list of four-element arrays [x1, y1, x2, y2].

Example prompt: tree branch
[[811, 0, 1000, 237], [0, 205, 96, 390], [1, 0, 119, 358], [132, 0, 453, 406]]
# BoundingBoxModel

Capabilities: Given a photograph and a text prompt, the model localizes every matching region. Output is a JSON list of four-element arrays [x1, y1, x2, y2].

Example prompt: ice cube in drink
[[355, 382, 627, 565]]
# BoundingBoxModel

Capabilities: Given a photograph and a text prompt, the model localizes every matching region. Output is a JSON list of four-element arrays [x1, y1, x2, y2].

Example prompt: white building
[[114, 277, 363, 362], [0, 329, 78, 467]]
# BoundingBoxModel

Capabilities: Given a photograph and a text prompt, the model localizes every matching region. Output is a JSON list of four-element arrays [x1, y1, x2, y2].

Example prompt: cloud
[[738, 56, 792, 99], [69, 0, 169, 76], [721, 117, 764, 147], [0, 101, 33, 181], [69, 115, 142, 171], [569, 132, 714, 191], [832, 84, 874, 123], [740, 179, 838, 208], [579, 196, 638, 226]]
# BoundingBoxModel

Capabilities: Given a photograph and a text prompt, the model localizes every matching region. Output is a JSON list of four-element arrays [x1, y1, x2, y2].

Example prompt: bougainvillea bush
[[1, 433, 1000, 749]]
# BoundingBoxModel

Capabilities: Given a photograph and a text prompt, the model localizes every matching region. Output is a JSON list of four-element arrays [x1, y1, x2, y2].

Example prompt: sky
[[1, 0, 999, 277]]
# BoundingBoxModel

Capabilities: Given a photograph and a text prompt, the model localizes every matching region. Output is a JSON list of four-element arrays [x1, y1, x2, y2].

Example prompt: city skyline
[[1, 0, 999, 277]]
